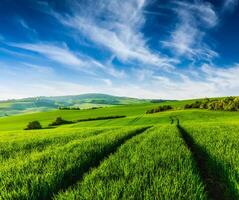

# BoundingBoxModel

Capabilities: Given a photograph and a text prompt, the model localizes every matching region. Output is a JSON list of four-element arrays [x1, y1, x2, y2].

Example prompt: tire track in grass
[[169, 116, 179, 125], [55, 125, 206, 200], [127, 114, 144, 125], [169, 116, 174, 124], [0, 127, 150, 200], [177, 123, 235, 200], [49, 126, 150, 200], [0, 128, 109, 163]]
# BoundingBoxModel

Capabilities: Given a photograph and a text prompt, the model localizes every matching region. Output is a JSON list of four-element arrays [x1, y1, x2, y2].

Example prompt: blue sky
[[0, 0, 239, 100]]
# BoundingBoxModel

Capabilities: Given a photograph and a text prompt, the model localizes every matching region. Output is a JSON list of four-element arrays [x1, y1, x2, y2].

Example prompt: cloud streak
[[0, 0, 239, 100], [53, 0, 176, 70], [162, 0, 218, 61], [7, 42, 126, 79], [13, 43, 83, 66], [223, 0, 238, 11]]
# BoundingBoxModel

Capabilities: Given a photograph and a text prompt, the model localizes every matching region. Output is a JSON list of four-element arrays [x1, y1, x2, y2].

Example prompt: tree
[[233, 97, 239, 110], [146, 105, 172, 114], [49, 117, 73, 126], [25, 121, 42, 130], [225, 102, 237, 111]]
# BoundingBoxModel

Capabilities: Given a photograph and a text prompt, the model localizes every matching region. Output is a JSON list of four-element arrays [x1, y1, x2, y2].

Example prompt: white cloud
[[201, 63, 239, 90], [53, 0, 175, 70], [223, 0, 238, 11], [5, 39, 126, 78], [21, 63, 55, 75], [13, 43, 83, 66], [101, 79, 112, 86], [1, 63, 239, 100], [148, 64, 239, 99], [133, 68, 154, 82], [162, 0, 218, 61], [19, 19, 37, 36], [0, 61, 55, 79], [120, 63, 239, 100], [1, 0, 239, 100], [0, 81, 95, 100], [9, 42, 125, 77]]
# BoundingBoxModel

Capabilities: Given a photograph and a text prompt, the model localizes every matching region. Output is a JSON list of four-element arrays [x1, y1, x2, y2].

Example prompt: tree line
[[184, 97, 239, 111], [146, 105, 173, 114], [24, 115, 126, 130], [59, 106, 103, 110]]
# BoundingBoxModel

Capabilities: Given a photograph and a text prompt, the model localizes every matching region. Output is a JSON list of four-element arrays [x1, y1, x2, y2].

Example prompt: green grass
[[0, 127, 114, 163], [0, 103, 154, 131], [182, 123, 239, 199], [56, 109, 239, 129], [0, 97, 239, 199], [0, 93, 150, 116], [55, 125, 206, 200], [0, 126, 147, 199], [1, 99, 239, 132]]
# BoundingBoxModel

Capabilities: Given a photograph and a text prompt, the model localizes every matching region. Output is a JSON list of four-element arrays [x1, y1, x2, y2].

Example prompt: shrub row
[[59, 107, 81, 110], [184, 97, 239, 111], [76, 115, 126, 122], [25, 116, 126, 130], [24, 121, 42, 130], [48, 117, 73, 126], [59, 106, 103, 110], [146, 105, 173, 114]]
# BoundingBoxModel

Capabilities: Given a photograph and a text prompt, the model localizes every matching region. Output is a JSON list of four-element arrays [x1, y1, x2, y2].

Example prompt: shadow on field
[[42, 126, 56, 130], [177, 124, 239, 200], [51, 126, 150, 199], [169, 116, 179, 125]]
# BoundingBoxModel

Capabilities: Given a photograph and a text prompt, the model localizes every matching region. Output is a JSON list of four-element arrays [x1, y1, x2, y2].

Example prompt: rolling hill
[[0, 96, 239, 199], [0, 93, 152, 117]]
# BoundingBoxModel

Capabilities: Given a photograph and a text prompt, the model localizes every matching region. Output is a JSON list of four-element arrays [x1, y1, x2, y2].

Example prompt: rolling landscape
[[0, 94, 149, 117], [0, 95, 239, 199], [1, 0, 239, 199]]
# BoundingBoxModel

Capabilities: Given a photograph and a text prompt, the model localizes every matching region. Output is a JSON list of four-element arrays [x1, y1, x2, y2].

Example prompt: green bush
[[184, 97, 239, 112], [59, 107, 80, 110], [25, 121, 42, 130], [146, 105, 173, 114], [49, 117, 73, 126]]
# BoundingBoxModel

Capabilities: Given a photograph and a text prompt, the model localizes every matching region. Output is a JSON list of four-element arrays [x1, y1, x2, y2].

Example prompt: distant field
[[0, 99, 237, 131], [0, 98, 239, 199], [0, 93, 151, 117], [0, 98, 198, 131]]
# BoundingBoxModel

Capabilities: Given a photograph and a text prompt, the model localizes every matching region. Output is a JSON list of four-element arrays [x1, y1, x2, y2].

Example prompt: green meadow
[[0, 98, 239, 199]]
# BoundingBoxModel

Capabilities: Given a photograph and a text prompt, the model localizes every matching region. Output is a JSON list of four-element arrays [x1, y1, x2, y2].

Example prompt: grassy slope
[[0, 93, 149, 116], [0, 103, 150, 131], [0, 98, 238, 131], [182, 123, 239, 199], [56, 125, 206, 200], [0, 126, 148, 199], [0, 98, 239, 199]]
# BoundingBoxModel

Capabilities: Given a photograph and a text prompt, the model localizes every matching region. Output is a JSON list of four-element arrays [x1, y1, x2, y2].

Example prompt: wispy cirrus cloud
[[18, 19, 37, 36], [162, 0, 218, 61], [21, 63, 55, 75], [9, 42, 126, 78], [1, 59, 239, 100], [51, 0, 176, 70], [223, 0, 238, 11], [13, 43, 83, 66], [201, 63, 239, 90], [1, 0, 239, 100]]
